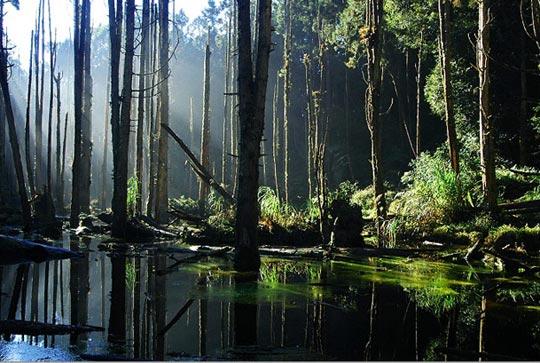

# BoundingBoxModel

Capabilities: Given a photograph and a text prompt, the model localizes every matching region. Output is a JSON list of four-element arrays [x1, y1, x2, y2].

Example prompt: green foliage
[[127, 176, 138, 215], [126, 260, 136, 291], [170, 195, 199, 215], [532, 103, 540, 135], [486, 224, 540, 250], [258, 187, 312, 230], [425, 59, 477, 139], [394, 148, 482, 232]]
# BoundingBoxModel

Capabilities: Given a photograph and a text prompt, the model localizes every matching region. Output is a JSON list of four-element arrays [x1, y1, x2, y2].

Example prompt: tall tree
[[54, 72, 63, 211], [70, 0, 88, 226], [282, 0, 292, 204], [25, 30, 35, 196], [46, 0, 56, 194], [80, 0, 93, 213], [136, 0, 150, 214], [478, 0, 496, 211], [365, 0, 387, 242], [438, 0, 460, 174], [234, 0, 272, 273], [155, 0, 170, 223], [0, 0, 32, 229], [199, 31, 211, 201]]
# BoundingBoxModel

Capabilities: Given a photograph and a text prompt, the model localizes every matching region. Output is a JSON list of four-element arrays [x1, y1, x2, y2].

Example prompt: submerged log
[[0, 235, 81, 265], [162, 123, 235, 205], [0, 320, 104, 336]]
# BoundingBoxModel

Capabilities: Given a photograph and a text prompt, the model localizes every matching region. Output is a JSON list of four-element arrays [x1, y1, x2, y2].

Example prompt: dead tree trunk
[[101, 74, 110, 211], [70, 0, 88, 227], [222, 13, 232, 187], [302, 54, 315, 200], [136, 0, 150, 215], [146, 2, 158, 215], [60, 112, 68, 215], [111, 0, 136, 237], [478, 0, 497, 211], [415, 32, 423, 156], [272, 72, 281, 199], [438, 0, 460, 175], [234, 0, 272, 273], [199, 33, 212, 201], [46, 0, 56, 195], [155, 0, 170, 223], [80, 0, 93, 214], [282, 0, 291, 204], [0, 1, 32, 229], [25, 30, 35, 196], [54, 73, 63, 211], [35, 0, 45, 190], [366, 0, 387, 242]]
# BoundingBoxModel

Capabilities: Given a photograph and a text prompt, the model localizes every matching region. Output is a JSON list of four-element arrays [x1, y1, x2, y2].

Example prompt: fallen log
[[157, 246, 232, 276], [0, 235, 82, 265], [162, 123, 235, 205], [500, 200, 540, 213], [0, 320, 104, 336]]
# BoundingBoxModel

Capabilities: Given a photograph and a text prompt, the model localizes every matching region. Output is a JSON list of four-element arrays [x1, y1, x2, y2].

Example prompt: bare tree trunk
[[199, 33, 211, 201], [80, 0, 93, 214], [155, 0, 170, 223], [0, 1, 32, 229], [25, 30, 36, 196], [234, 0, 272, 273], [438, 0, 460, 174], [146, 2, 158, 215], [366, 0, 387, 242], [0, 83, 4, 204], [222, 14, 232, 187], [35, 0, 45, 190], [111, 0, 136, 237], [70, 0, 88, 227], [519, 31, 531, 165], [46, 0, 56, 195], [60, 113, 68, 215], [272, 73, 281, 199], [188, 97, 195, 198], [478, 0, 497, 211], [101, 74, 111, 211], [136, 0, 150, 215], [415, 34, 423, 156], [230, 0, 239, 196], [303, 54, 315, 200], [54, 73, 63, 210], [282, 0, 291, 204]]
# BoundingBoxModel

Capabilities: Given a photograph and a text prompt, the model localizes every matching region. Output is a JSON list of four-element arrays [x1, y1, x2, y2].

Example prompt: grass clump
[[485, 224, 540, 253]]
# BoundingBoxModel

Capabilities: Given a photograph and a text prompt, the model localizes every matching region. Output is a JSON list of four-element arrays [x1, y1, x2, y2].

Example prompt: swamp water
[[0, 234, 539, 361]]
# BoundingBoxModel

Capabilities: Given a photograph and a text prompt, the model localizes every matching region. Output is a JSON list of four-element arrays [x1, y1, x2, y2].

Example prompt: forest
[[0, 0, 539, 361]]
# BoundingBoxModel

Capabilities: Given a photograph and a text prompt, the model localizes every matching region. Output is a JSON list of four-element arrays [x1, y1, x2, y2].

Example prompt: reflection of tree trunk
[[20, 265, 29, 322], [445, 306, 458, 361], [365, 283, 378, 361], [134, 258, 141, 358], [44, 262, 49, 323], [108, 255, 126, 344], [281, 272, 286, 347], [154, 255, 167, 360], [233, 277, 257, 348], [31, 265, 39, 322], [7, 264, 25, 321], [414, 303, 419, 361], [198, 297, 207, 356], [70, 238, 89, 347]]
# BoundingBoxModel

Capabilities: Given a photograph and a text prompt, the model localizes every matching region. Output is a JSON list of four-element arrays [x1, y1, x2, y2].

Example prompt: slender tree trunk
[[303, 55, 315, 200], [155, 0, 170, 223], [146, 2, 158, 215], [438, 0, 460, 174], [112, 0, 135, 237], [478, 0, 497, 211], [0, 85, 4, 204], [415, 34, 423, 156], [70, 0, 88, 227], [234, 0, 272, 273], [136, 0, 150, 215], [272, 73, 281, 199], [0, 1, 32, 229], [35, 0, 45, 190], [80, 0, 93, 214], [60, 113, 68, 215], [282, 0, 291, 204], [222, 14, 232, 187], [199, 33, 211, 201], [188, 97, 195, 198], [54, 73, 63, 210], [46, 0, 56, 195], [519, 31, 531, 165], [366, 0, 386, 242], [101, 74, 111, 211], [25, 30, 36, 196]]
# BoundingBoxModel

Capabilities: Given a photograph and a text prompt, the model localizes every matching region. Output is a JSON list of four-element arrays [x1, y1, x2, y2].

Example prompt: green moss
[[486, 224, 540, 251]]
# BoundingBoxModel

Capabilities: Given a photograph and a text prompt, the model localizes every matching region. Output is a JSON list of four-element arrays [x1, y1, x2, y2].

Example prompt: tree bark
[[272, 72, 281, 199], [70, 0, 88, 226], [46, 0, 56, 195], [234, 0, 272, 273], [80, 0, 93, 214], [438, 0, 460, 175], [25, 30, 35, 196], [282, 0, 292, 204], [101, 73, 110, 211], [54, 73, 63, 211], [136, 0, 150, 215], [155, 0, 170, 223], [0, 1, 32, 229], [366, 0, 387, 242], [199, 33, 211, 201], [478, 0, 497, 211], [415, 34, 423, 156]]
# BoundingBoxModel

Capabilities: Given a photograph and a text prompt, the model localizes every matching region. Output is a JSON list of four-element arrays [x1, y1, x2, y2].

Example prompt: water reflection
[[0, 235, 539, 361]]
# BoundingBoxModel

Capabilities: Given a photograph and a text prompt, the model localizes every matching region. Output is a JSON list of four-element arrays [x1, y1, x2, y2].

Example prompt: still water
[[0, 233, 539, 361]]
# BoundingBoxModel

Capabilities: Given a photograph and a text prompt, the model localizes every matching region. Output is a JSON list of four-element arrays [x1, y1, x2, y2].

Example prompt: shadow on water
[[0, 233, 539, 361]]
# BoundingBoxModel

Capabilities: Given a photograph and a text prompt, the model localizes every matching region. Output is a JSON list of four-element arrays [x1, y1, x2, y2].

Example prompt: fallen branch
[[0, 320, 104, 336], [162, 123, 235, 205], [157, 246, 232, 276]]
